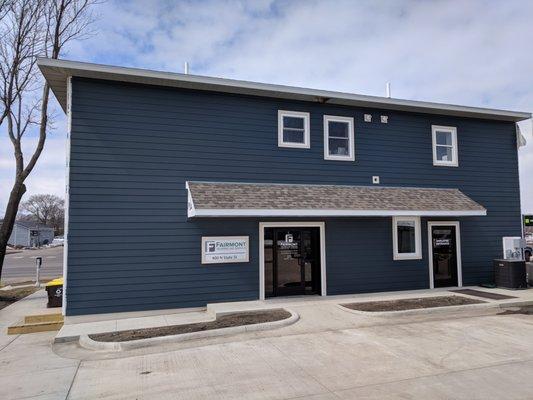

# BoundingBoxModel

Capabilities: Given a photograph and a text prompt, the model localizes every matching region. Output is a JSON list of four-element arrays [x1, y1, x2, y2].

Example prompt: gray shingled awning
[[186, 181, 486, 218]]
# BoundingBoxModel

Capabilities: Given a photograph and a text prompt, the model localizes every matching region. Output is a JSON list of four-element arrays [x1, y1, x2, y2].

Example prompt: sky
[[1, 0, 532, 214]]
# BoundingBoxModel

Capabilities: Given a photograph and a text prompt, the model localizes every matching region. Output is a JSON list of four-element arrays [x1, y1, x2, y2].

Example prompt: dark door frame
[[427, 221, 462, 288], [259, 222, 326, 300]]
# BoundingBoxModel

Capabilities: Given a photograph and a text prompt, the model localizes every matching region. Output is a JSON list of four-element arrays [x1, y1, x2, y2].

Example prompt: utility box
[[493, 259, 527, 289], [502, 236, 525, 260]]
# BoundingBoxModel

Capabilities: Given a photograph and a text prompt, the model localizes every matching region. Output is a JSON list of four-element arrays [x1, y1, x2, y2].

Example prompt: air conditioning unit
[[502, 236, 525, 261], [494, 259, 527, 289]]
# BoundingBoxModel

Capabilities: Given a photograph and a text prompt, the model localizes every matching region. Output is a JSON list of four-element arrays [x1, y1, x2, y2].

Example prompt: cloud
[[0, 124, 66, 213], [1, 0, 532, 213]]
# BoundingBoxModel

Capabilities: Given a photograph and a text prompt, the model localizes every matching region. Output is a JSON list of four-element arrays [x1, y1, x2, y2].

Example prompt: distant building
[[6, 221, 55, 247]]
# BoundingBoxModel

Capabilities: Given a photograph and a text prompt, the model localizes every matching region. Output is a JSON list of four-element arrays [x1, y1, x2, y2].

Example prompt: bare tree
[[0, 1, 13, 22], [20, 194, 64, 235], [0, 0, 99, 272]]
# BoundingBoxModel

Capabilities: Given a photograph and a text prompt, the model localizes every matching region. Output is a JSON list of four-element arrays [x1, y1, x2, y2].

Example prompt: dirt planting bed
[[450, 289, 517, 300], [90, 309, 292, 342], [341, 295, 485, 312]]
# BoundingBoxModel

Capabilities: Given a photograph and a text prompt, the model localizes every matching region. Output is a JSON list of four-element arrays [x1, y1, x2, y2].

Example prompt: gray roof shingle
[[186, 181, 486, 217]]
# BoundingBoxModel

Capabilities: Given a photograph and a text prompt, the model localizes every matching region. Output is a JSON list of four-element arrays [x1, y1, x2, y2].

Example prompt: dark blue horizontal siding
[[66, 77, 521, 315]]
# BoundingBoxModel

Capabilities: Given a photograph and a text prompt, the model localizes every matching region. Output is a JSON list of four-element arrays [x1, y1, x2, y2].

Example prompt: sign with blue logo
[[201, 236, 249, 264]]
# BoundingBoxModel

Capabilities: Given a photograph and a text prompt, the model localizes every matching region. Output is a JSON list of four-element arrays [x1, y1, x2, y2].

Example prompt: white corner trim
[[189, 209, 486, 218], [392, 216, 422, 260], [278, 110, 311, 149], [432, 125, 458, 167], [427, 221, 463, 289], [185, 181, 196, 218], [62, 76, 72, 316], [259, 221, 326, 300], [323, 115, 355, 161]]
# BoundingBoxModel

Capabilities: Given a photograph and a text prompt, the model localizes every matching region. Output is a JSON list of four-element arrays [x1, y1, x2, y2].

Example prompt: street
[[3, 246, 63, 283]]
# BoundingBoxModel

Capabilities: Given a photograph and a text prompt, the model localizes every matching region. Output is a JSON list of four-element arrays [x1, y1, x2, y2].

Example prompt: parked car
[[50, 236, 64, 247]]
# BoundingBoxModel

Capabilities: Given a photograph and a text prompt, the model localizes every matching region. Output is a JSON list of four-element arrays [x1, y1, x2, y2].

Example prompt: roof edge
[[188, 209, 487, 218], [37, 57, 532, 122]]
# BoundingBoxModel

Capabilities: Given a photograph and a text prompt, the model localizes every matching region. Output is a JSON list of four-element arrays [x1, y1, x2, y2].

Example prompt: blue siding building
[[38, 59, 531, 316]]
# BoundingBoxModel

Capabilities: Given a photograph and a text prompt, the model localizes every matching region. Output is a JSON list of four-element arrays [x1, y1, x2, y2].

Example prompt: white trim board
[[259, 222, 327, 301], [432, 125, 458, 167], [392, 216, 422, 260], [427, 221, 463, 289], [62, 76, 72, 316], [323, 115, 355, 161], [278, 110, 311, 149], [189, 208, 486, 218]]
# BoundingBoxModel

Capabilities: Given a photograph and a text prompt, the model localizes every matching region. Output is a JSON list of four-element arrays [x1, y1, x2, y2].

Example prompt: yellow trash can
[[45, 278, 63, 308]]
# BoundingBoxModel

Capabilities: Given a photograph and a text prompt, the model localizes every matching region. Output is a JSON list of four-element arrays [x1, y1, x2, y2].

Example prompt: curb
[[78, 309, 299, 352], [79, 334, 121, 351], [336, 298, 533, 317]]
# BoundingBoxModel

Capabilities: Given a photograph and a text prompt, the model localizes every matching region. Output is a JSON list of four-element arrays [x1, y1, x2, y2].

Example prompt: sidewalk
[[55, 286, 533, 351], [0, 290, 79, 400]]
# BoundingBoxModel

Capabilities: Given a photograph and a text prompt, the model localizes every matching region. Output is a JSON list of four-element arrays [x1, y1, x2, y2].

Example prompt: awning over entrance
[[186, 181, 487, 218]]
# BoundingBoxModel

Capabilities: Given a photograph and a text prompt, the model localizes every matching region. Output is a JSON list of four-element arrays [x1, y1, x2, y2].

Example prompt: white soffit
[[37, 58, 531, 122]]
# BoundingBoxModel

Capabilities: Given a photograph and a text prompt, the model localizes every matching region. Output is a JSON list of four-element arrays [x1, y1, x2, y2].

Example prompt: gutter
[[37, 58, 531, 122]]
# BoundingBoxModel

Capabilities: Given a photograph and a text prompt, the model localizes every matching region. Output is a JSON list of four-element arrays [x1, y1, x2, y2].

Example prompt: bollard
[[35, 257, 42, 287]]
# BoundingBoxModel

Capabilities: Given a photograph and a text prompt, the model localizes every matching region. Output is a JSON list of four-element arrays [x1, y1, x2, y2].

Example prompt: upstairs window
[[324, 115, 355, 161], [392, 216, 422, 260], [432, 125, 458, 167], [278, 110, 310, 148]]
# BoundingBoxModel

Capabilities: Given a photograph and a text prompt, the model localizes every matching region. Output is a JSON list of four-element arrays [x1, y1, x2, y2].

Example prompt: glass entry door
[[431, 225, 458, 287], [264, 227, 321, 297]]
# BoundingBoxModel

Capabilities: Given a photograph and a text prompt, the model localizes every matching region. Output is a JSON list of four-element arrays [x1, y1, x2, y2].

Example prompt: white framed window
[[432, 125, 458, 167], [393, 216, 422, 260], [278, 110, 310, 148], [324, 115, 355, 161]]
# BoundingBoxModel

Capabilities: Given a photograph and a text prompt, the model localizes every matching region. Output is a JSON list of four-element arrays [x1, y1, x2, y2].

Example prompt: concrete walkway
[[3, 287, 533, 399], [56, 286, 533, 345], [0, 291, 79, 400]]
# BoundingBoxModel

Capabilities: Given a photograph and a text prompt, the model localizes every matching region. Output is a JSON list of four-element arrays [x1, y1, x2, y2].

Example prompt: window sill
[[278, 142, 310, 149], [324, 155, 355, 162], [433, 162, 459, 167], [393, 254, 422, 261]]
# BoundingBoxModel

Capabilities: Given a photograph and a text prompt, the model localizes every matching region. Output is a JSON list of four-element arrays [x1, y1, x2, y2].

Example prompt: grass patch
[[0, 287, 38, 310], [90, 309, 291, 342], [341, 296, 485, 312]]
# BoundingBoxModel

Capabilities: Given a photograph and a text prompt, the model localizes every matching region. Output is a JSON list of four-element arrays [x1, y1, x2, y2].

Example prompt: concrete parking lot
[[3, 246, 63, 283], [2, 290, 533, 399]]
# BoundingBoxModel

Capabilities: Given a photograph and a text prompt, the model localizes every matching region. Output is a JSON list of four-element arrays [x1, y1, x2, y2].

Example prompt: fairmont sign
[[201, 236, 249, 264]]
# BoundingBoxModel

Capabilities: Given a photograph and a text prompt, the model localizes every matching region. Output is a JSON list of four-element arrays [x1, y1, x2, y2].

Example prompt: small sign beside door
[[201, 236, 249, 264]]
